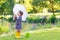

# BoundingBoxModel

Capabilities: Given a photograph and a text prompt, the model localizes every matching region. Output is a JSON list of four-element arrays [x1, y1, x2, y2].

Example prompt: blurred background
[[0, 0, 60, 40]]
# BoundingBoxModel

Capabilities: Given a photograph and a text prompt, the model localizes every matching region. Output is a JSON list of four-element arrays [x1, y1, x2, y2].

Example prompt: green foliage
[[45, 23, 52, 28], [56, 21, 60, 27], [0, 15, 14, 22], [8, 17, 14, 22], [50, 15, 57, 24], [27, 15, 47, 23], [0, 26, 3, 34], [26, 32, 30, 38], [0, 0, 60, 14], [0, 26, 10, 34], [0, 0, 14, 15], [0, 19, 10, 34], [2, 26, 10, 33]]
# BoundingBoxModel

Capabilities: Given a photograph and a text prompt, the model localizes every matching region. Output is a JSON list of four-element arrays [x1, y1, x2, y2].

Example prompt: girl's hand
[[17, 13, 21, 16]]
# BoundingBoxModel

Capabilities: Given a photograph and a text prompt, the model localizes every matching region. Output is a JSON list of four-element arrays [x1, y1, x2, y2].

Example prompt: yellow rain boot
[[15, 31, 20, 38]]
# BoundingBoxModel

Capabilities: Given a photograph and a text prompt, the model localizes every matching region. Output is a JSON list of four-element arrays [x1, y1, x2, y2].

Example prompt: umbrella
[[13, 4, 28, 21]]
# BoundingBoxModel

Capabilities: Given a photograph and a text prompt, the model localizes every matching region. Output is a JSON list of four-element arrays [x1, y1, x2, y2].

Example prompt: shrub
[[49, 15, 57, 24], [27, 16, 47, 23], [2, 26, 10, 33], [0, 26, 10, 34], [0, 15, 14, 22], [45, 23, 52, 28], [8, 17, 14, 22], [0, 26, 3, 34], [0, 20, 11, 34]]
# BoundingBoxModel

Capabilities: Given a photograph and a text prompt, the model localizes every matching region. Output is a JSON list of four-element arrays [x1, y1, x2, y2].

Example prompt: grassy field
[[0, 28, 60, 40], [0, 13, 60, 40]]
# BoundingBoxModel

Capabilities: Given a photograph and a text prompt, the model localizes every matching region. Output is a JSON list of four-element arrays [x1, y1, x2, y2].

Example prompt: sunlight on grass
[[0, 29, 60, 40]]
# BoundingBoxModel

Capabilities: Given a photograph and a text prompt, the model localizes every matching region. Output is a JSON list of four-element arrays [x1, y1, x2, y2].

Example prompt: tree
[[48, 0, 57, 24], [0, 0, 15, 15], [49, 0, 55, 15], [32, 0, 48, 13]]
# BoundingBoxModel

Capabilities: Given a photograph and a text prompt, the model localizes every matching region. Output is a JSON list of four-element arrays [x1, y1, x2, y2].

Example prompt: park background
[[0, 0, 60, 40]]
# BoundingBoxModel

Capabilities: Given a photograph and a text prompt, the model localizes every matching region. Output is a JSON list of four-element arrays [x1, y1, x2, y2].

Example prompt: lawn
[[0, 28, 60, 40]]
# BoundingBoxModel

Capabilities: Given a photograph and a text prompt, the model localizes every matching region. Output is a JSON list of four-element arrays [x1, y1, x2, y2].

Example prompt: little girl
[[13, 11, 23, 38]]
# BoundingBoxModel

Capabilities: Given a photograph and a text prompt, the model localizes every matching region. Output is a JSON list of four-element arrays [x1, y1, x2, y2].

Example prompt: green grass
[[0, 29, 60, 40]]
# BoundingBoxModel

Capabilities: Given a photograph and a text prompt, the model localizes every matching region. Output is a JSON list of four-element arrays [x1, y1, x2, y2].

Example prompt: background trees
[[0, 0, 60, 14], [0, 0, 14, 15]]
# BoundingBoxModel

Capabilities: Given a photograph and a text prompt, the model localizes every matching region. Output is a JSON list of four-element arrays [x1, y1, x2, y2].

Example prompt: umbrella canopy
[[13, 4, 28, 21]]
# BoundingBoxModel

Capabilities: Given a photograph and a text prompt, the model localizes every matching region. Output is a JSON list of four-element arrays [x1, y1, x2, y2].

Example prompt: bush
[[27, 16, 40, 23], [2, 26, 10, 33], [8, 17, 15, 22], [27, 16, 47, 23], [49, 15, 57, 24], [0, 15, 14, 22], [45, 23, 52, 28], [0, 26, 3, 34], [0, 17, 15, 22], [0, 26, 10, 34], [0, 20, 11, 34]]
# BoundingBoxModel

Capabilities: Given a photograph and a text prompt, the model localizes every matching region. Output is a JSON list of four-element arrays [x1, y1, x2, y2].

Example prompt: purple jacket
[[15, 16, 22, 29]]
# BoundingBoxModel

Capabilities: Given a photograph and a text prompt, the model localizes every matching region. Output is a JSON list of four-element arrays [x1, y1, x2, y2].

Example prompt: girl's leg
[[15, 29, 21, 38]]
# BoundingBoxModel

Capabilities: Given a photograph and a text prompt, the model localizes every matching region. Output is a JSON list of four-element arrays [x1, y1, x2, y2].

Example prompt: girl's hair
[[19, 11, 23, 16]]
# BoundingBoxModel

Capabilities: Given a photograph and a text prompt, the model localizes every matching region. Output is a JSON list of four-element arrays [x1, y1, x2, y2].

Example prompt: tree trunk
[[49, 0, 55, 16]]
